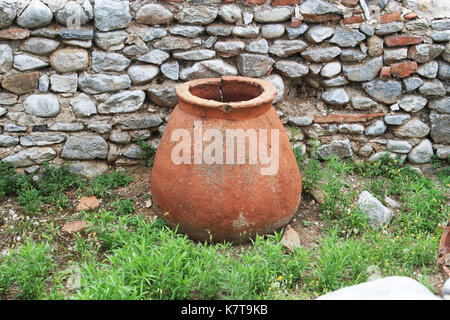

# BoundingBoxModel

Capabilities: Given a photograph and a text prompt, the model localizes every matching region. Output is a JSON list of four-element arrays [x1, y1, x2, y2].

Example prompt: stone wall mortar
[[0, 0, 449, 176]]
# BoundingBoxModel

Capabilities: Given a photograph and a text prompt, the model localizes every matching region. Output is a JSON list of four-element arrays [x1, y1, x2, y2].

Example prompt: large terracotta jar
[[151, 76, 302, 242]]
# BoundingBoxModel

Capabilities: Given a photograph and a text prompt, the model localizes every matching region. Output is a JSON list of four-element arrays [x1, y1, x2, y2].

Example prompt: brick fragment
[[380, 66, 391, 80], [341, 0, 359, 7], [403, 12, 418, 20], [271, 0, 299, 5], [390, 61, 418, 78], [290, 18, 303, 28], [0, 28, 30, 40], [344, 15, 364, 24], [379, 11, 401, 24], [384, 35, 423, 47]]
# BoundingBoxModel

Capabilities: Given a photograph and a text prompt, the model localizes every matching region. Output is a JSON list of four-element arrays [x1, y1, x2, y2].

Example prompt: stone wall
[[0, 0, 449, 177]]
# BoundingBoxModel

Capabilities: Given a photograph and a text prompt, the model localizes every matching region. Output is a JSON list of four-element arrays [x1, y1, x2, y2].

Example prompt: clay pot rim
[[176, 76, 277, 111]]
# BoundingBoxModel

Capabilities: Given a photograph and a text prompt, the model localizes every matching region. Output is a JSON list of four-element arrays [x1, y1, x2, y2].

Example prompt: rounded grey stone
[[428, 97, 450, 113], [330, 27, 366, 47], [286, 24, 308, 39], [0, 44, 13, 73], [320, 61, 341, 78], [176, 6, 218, 25], [47, 122, 84, 132], [343, 57, 382, 82], [136, 3, 173, 25], [94, 0, 131, 32], [70, 93, 97, 118], [408, 139, 433, 164], [169, 25, 205, 38], [137, 49, 169, 65], [362, 79, 402, 104], [232, 26, 259, 38], [78, 73, 131, 94], [23, 94, 60, 118], [62, 136, 108, 160], [92, 51, 130, 72], [50, 48, 89, 73], [97, 90, 145, 114], [338, 124, 364, 135], [173, 49, 216, 61], [305, 26, 334, 44], [301, 46, 342, 63], [253, 6, 292, 23], [359, 24, 374, 36], [430, 113, 450, 144], [237, 54, 274, 78], [20, 37, 60, 55], [109, 131, 131, 145], [375, 22, 404, 35], [56, 1, 90, 26], [94, 30, 128, 51], [351, 96, 377, 110], [161, 61, 179, 81], [20, 134, 65, 147], [384, 48, 408, 64], [274, 60, 309, 78], [316, 139, 353, 160], [17, 0, 53, 29], [269, 40, 308, 58], [358, 191, 393, 229], [0, 134, 19, 147], [299, 0, 343, 15], [127, 65, 159, 85], [13, 54, 48, 71], [364, 120, 387, 136], [218, 4, 241, 23], [438, 61, 450, 80], [214, 41, 245, 57], [386, 140, 412, 154], [206, 24, 232, 37], [0, 1, 16, 28], [403, 77, 423, 92], [153, 37, 193, 51], [419, 80, 446, 96], [320, 76, 349, 88], [261, 24, 285, 39], [148, 88, 178, 108], [264, 74, 284, 103], [289, 116, 313, 127], [321, 88, 349, 106], [384, 114, 410, 125], [50, 73, 78, 93], [398, 95, 428, 113], [340, 49, 367, 63], [417, 61, 439, 79], [119, 115, 163, 130], [2, 147, 56, 167], [408, 44, 444, 64], [246, 39, 269, 54], [393, 119, 430, 138]]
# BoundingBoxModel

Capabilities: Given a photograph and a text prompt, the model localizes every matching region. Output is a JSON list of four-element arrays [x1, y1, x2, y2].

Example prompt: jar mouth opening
[[176, 76, 277, 111]]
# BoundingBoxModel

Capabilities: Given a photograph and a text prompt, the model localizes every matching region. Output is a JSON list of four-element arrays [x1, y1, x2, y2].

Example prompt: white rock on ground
[[357, 191, 393, 229], [317, 276, 441, 300]]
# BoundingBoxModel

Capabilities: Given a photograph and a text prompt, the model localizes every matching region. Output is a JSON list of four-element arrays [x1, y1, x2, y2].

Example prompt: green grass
[[0, 240, 54, 299], [0, 151, 448, 299], [0, 162, 133, 214], [136, 138, 157, 169]]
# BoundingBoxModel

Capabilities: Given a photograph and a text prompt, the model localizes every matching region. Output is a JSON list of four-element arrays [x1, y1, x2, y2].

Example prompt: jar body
[[151, 77, 302, 242]]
